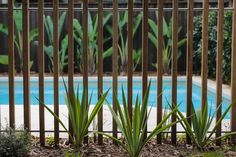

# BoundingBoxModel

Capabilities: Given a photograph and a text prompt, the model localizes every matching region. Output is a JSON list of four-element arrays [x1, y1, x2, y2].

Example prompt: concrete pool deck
[[0, 76, 232, 137], [0, 105, 231, 138]]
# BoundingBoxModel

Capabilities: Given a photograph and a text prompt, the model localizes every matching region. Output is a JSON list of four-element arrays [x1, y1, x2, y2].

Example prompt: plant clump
[[0, 127, 31, 157]]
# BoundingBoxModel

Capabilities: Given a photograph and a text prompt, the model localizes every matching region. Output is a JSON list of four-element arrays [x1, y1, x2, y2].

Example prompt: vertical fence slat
[[53, 0, 59, 146], [201, 0, 209, 109], [128, 0, 133, 119], [22, 0, 30, 131], [216, 0, 224, 146], [98, 0, 103, 145], [157, 0, 163, 144], [83, 0, 89, 144], [68, 0, 74, 142], [142, 0, 148, 138], [8, 0, 15, 128], [38, 0, 45, 146], [171, 0, 178, 145], [112, 0, 118, 143], [186, 0, 193, 144], [231, 0, 236, 144]]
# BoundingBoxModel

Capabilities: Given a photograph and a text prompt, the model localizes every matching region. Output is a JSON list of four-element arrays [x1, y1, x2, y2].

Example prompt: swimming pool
[[0, 77, 231, 118]]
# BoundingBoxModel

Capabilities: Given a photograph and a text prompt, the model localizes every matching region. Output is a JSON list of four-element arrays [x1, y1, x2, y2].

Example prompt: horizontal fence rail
[[0, 7, 235, 11], [1, 0, 236, 146]]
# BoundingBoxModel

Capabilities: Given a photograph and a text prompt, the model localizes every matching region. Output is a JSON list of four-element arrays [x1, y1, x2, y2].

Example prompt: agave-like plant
[[101, 82, 178, 157], [37, 80, 109, 148], [176, 102, 235, 150]]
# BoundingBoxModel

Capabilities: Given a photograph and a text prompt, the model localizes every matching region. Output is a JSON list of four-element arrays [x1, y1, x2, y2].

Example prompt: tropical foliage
[[193, 11, 233, 83], [44, 12, 68, 72], [106, 11, 143, 73], [148, 16, 186, 74], [0, 3, 37, 72], [73, 12, 113, 74]]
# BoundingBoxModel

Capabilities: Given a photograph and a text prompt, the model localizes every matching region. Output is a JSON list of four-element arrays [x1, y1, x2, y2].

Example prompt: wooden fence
[[4, 0, 236, 146]]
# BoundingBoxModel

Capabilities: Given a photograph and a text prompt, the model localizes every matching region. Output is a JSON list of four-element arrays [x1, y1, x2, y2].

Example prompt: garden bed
[[29, 137, 236, 157]]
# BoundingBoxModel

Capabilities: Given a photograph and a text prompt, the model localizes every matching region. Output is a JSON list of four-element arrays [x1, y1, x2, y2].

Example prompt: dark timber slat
[[83, 0, 89, 144], [142, 0, 148, 138], [231, 0, 236, 144], [53, 0, 59, 146], [171, 0, 178, 145], [68, 0, 74, 141], [157, 0, 163, 144], [186, 0, 193, 145], [112, 0, 118, 143], [216, 0, 224, 146], [8, 0, 15, 128], [98, 0, 104, 145], [22, 0, 30, 131], [128, 0, 133, 119], [38, 0, 45, 146], [201, 0, 209, 109]]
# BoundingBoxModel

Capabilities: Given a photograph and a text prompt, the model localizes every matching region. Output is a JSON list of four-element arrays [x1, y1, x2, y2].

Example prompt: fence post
[[231, 0, 236, 144], [201, 0, 209, 110], [112, 0, 118, 144], [142, 0, 148, 139], [128, 0, 133, 120], [186, 0, 193, 145], [157, 0, 163, 144], [38, 0, 45, 146], [83, 0, 89, 144], [97, 0, 104, 145], [8, 0, 15, 129], [216, 0, 224, 146], [171, 0, 178, 145], [53, 0, 59, 146], [22, 0, 30, 131], [68, 0, 74, 143]]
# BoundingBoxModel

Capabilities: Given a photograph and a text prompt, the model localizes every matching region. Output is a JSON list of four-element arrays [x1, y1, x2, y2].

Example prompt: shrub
[[46, 136, 55, 147], [193, 11, 233, 83], [0, 127, 31, 157]]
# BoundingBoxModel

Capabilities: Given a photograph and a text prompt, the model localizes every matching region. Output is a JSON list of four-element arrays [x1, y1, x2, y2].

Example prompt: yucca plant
[[176, 102, 235, 150], [37, 80, 109, 148], [101, 82, 178, 157]]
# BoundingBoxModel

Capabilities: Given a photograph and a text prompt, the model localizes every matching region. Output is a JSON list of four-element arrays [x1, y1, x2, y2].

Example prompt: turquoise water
[[0, 77, 231, 118]]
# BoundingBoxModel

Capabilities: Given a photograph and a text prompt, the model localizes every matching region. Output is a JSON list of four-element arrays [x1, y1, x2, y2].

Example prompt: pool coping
[[0, 75, 231, 101]]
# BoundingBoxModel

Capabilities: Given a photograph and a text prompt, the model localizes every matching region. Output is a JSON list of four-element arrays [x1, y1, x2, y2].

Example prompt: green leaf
[[0, 55, 8, 65], [0, 24, 8, 35], [30, 28, 38, 42]]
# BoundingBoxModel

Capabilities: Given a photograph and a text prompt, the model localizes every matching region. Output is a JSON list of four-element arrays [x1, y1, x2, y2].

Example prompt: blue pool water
[[0, 77, 231, 118]]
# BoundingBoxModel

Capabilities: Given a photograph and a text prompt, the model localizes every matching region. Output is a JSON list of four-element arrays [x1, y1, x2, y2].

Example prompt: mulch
[[29, 138, 193, 157]]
